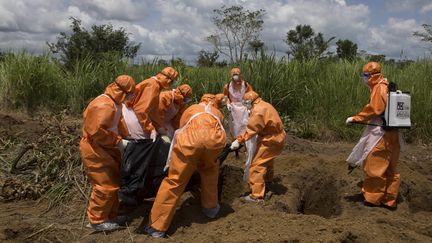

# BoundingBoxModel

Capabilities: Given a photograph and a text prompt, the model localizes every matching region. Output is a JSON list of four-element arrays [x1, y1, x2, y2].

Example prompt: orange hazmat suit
[[223, 67, 253, 103], [79, 75, 135, 224], [223, 67, 253, 137], [148, 94, 226, 232], [351, 62, 401, 208], [236, 91, 286, 200], [128, 67, 179, 135], [158, 84, 192, 137]]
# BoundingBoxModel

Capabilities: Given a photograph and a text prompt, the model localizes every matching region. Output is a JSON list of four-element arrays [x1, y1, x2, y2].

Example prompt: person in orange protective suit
[[158, 84, 193, 138], [143, 94, 226, 238], [126, 67, 179, 140], [346, 62, 401, 209], [223, 67, 253, 138], [230, 91, 286, 202], [79, 75, 135, 231]]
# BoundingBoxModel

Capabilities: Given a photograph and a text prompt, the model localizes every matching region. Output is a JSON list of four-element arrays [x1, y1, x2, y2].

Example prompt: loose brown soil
[[1, 111, 431, 242]]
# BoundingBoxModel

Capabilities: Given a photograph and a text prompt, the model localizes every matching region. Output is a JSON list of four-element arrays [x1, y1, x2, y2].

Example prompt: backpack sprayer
[[347, 81, 411, 175], [354, 82, 411, 129]]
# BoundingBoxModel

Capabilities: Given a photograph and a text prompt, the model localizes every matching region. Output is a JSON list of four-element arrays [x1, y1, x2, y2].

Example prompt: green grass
[[0, 51, 431, 142]]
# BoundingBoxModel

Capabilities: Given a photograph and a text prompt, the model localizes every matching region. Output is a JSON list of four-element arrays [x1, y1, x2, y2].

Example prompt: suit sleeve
[[84, 102, 121, 147], [352, 84, 387, 122], [237, 110, 265, 143], [158, 92, 172, 129], [223, 84, 231, 103]]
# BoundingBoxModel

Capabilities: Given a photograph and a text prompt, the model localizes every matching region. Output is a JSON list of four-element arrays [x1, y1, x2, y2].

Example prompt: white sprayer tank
[[384, 90, 411, 128]]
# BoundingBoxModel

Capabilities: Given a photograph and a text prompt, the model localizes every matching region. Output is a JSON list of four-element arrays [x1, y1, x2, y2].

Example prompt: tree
[[47, 17, 141, 70], [336, 39, 358, 60], [284, 25, 335, 61], [413, 24, 432, 43], [207, 5, 265, 63], [197, 50, 219, 67], [248, 39, 265, 59], [368, 54, 386, 63]]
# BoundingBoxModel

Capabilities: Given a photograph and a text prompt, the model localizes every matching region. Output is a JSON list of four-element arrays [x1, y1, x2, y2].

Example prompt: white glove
[[150, 129, 157, 142], [118, 139, 129, 154], [161, 135, 171, 144], [230, 139, 240, 150], [226, 103, 232, 112], [345, 117, 354, 126]]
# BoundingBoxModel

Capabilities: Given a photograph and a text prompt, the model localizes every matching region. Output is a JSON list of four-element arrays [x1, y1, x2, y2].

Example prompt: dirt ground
[[0, 111, 432, 242]]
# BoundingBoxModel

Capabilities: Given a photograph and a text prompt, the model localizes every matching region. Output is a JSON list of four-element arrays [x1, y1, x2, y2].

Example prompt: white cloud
[[0, 0, 429, 62], [366, 18, 426, 59], [420, 3, 432, 14], [69, 0, 149, 21], [253, 0, 369, 56]]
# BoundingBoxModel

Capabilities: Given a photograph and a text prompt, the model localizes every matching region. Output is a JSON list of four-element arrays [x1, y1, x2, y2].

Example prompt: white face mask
[[232, 74, 240, 82]]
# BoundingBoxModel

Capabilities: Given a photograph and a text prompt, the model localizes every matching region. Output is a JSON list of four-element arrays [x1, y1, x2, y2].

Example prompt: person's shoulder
[[375, 80, 389, 94], [256, 100, 274, 113], [137, 77, 157, 87], [160, 90, 171, 98], [88, 96, 114, 111]]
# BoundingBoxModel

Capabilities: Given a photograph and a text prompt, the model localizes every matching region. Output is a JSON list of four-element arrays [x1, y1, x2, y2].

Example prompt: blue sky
[[348, 0, 431, 25], [0, 0, 431, 63]]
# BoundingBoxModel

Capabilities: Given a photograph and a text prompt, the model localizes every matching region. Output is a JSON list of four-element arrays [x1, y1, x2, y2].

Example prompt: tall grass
[[62, 56, 128, 113], [0, 51, 431, 142], [0, 52, 65, 111]]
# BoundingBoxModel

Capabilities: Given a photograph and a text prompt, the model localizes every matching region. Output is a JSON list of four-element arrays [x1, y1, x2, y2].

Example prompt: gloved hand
[[161, 135, 171, 144], [150, 129, 157, 142], [230, 139, 240, 150], [226, 103, 232, 112], [345, 117, 354, 126], [118, 139, 129, 154]]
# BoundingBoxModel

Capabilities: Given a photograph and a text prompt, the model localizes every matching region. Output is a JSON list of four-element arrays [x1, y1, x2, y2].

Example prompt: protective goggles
[[114, 80, 134, 99], [160, 71, 177, 84], [360, 72, 370, 79]]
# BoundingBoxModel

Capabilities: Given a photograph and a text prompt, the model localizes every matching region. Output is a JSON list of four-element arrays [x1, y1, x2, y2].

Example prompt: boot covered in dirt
[[242, 194, 264, 203], [86, 222, 120, 232], [202, 203, 220, 218], [145, 226, 166, 238]]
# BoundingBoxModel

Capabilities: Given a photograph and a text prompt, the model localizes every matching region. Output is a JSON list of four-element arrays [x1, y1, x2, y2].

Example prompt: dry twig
[[25, 223, 54, 239]]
